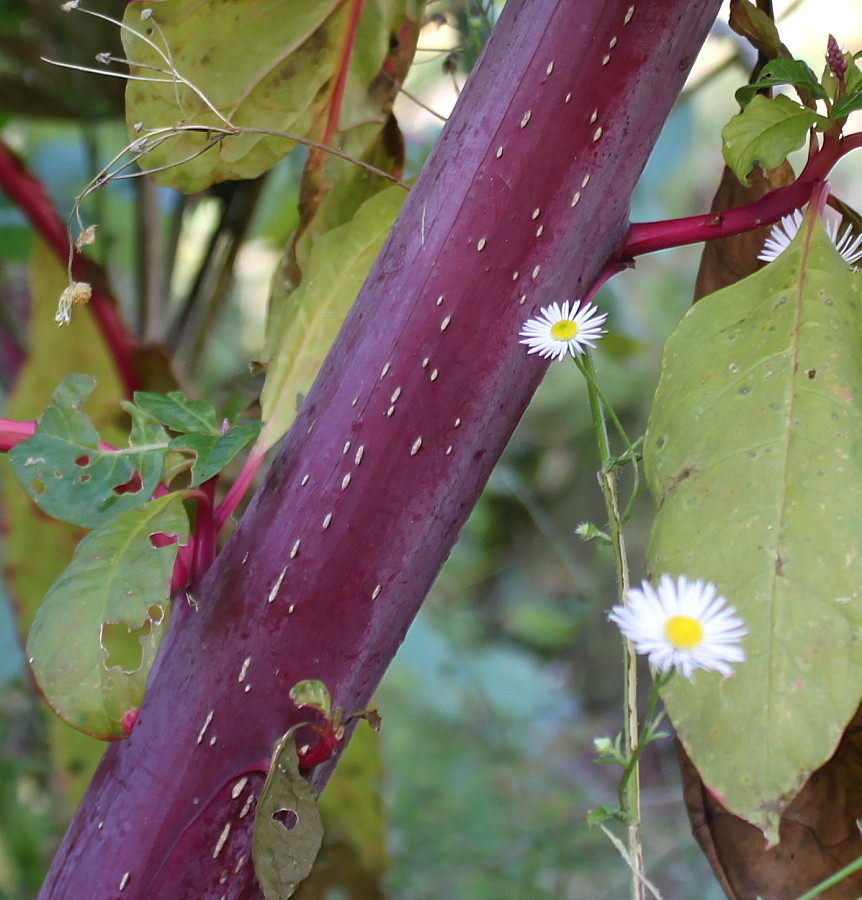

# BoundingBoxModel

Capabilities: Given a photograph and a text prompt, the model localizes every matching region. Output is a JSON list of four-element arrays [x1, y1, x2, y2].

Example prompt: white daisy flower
[[758, 208, 862, 266], [609, 575, 747, 679], [519, 300, 608, 361]]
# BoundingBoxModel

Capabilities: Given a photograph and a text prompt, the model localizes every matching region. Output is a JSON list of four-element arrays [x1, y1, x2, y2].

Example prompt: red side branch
[[622, 132, 862, 258], [0, 139, 140, 398]]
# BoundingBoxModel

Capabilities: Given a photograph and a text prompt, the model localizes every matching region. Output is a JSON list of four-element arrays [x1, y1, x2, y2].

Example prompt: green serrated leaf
[[258, 184, 405, 451], [169, 422, 262, 486], [26, 494, 188, 740], [253, 732, 324, 899], [8, 375, 169, 528], [721, 94, 826, 186], [734, 59, 828, 109], [121, 1, 409, 192], [133, 390, 219, 435], [645, 211, 862, 841]]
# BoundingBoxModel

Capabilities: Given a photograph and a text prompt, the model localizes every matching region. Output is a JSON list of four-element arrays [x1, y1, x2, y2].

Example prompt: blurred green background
[[0, 1, 860, 898]]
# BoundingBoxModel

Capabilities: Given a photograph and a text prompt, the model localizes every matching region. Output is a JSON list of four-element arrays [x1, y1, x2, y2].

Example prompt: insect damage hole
[[272, 808, 299, 830]]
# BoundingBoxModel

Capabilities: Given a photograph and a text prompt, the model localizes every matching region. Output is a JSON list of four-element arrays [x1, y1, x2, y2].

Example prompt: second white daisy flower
[[519, 300, 607, 361], [609, 575, 747, 679], [758, 207, 862, 266]]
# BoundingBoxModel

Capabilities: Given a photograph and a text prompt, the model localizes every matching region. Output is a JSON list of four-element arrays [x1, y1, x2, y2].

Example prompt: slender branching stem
[[578, 351, 643, 900]]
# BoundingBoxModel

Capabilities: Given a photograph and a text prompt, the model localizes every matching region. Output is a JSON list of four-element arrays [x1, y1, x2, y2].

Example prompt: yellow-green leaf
[[122, 0, 408, 192], [721, 94, 826, 186], [645, 210, 862, 840], [258, 184, 404, 451]]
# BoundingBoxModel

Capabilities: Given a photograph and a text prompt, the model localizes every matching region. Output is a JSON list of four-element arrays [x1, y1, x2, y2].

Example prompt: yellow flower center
[[664, 615, 703, 650], [550, 319, 578, 341]]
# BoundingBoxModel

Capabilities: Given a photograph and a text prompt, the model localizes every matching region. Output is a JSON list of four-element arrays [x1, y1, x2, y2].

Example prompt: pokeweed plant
[[2, 0, 862, 898]]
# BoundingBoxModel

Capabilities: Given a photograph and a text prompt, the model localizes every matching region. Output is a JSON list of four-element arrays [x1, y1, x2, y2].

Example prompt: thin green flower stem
[[793, 853, 862, 900], [578, 350, 643, 900], [575, 356, 640, 522], [616, 672, 672, 811]]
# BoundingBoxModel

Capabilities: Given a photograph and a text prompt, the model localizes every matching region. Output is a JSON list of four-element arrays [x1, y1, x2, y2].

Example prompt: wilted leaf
[[728, 0, 791, 62], [679, 727, 862, 900], [646, 211, 862, 840], [253, 733, 324, 899], [8, 374, 169, 528], [122, 0, 413, 192], [721, 94, 826, 186], [26, 493, 188, 740], [259, 185, 405, 450]]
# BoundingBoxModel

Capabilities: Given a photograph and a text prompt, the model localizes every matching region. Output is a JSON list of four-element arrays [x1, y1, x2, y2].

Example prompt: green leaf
[[721, 94, 826, 186], [132, 389, 262, 485], [253, 732, 324, 899], [169, 423, 261, 486], [734, 59, 828, 109], [258, 184, 405, 451], [645, 211, 862, 841], [830, 88, 862, 120], [8, 375, 169, 528], [121, 1, 411, 192], [132, 390, 220, 434], [26, 494, 188, 740]]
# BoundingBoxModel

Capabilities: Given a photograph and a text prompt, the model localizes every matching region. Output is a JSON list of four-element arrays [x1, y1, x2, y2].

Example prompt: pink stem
[[0, 419, 35, 451], [213, 445, 265, 532]]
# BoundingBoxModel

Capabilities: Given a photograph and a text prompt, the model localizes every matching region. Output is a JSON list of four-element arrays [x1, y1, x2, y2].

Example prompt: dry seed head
[[55, 281, 92, 325]]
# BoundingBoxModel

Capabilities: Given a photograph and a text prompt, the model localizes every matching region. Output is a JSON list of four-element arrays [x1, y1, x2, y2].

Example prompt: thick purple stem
[[38, 1, 723, 897]]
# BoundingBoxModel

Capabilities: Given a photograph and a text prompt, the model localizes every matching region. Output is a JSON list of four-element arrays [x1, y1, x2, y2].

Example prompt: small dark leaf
[[253, 733, 324, 900]]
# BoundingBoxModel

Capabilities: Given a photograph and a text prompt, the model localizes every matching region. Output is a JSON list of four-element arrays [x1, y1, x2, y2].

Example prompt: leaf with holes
[[259, 184, 405, 451], [721, 94, 828, 186], [253, 731, 324, 899], [26, 493, 188, 740], [121, 0, 416, 192], [645, 209, 862, 841], [8, 375, 169, 528]]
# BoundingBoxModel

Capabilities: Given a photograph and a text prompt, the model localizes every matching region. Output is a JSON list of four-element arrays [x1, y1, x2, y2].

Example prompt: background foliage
[[1, 1, 861, 898]]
